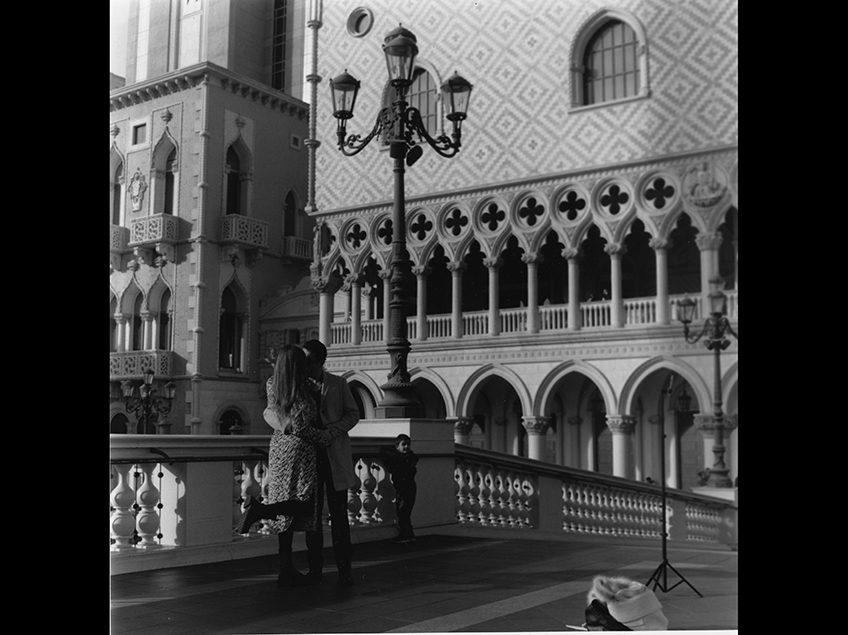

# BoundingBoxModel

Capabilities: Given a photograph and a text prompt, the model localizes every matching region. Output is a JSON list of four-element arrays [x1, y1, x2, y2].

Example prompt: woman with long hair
[[237, 345, 328, 586]]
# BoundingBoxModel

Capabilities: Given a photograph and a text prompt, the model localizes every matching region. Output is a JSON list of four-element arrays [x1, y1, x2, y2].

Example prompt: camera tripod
[[645, 375, 702, 597]]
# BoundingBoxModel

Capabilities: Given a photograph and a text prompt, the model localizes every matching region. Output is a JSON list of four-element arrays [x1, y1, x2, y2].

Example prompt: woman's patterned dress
[[265, 377, 325, 533]]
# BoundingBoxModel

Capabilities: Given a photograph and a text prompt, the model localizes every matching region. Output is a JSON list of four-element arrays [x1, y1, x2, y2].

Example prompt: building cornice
[[314, 144, 738, 219], [109, 62, 309, 120]]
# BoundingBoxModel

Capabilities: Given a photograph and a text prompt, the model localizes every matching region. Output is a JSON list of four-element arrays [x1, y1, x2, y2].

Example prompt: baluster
[[255, 461, 272, 535], [477, 470, 492, 526], [454, 465, 467, 523], [110, 463, 137, 551], [372, 460, 392, 524], [135, 463, 162, 548], [494, 473, 507, 526], [347, 485, 362, 526], [466, 467, 481, 525], [358, 458, 378, 524]]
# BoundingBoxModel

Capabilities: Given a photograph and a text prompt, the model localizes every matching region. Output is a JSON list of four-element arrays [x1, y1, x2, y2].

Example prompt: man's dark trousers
[[306, 447, 352, 574], [395, 482, 417, 539]]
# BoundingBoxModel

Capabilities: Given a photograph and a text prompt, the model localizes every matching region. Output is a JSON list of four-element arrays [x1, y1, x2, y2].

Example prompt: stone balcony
[[281, 235, 312, 261], [128, 214, 180, 265], [109, 350, 175, 380], [219, 215, 269, 266], [110, 224, 130, 270]]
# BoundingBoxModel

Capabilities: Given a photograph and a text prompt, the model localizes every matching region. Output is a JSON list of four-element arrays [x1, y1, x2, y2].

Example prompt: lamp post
[[121, 369, 176, 434], [676, 277, 738, 487], [329, 25, 473, 418]]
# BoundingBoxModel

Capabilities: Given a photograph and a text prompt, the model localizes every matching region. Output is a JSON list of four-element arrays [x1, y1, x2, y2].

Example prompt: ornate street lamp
[[676, 277, 738, 487], [330, 25, 473, 418], [121, 369, 176, 434]]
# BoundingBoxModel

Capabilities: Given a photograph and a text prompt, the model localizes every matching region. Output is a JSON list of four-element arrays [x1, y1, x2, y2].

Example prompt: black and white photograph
[[108, 0, 739, 633]]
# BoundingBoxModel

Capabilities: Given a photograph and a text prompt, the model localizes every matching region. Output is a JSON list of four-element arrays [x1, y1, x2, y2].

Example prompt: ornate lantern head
[[382, 26, 418, 86], [329, 70, 361, 120], [164, 381, 177, 400], [707, 277, 727, 316], [441, 71, 473, 123], [676, 296, 697, 325], [143, 368, 155, 386], [121, 380, 134, 399]]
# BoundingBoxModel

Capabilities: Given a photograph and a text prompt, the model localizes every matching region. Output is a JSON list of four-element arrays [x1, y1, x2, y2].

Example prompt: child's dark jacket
[[381, 447, 418, 490]]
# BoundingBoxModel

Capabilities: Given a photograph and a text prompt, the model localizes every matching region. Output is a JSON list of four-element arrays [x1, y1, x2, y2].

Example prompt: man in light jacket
[[301, 339, 360, 586]]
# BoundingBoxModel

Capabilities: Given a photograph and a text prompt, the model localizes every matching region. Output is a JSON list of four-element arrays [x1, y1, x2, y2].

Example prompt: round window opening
[[347, 7, 374, 37]]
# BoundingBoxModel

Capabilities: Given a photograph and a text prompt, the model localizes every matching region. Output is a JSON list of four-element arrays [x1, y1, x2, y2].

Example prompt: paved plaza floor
[[110, 530, 737, 634]]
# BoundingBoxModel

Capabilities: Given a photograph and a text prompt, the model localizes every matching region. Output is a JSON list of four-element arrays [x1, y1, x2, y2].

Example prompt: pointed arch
[[219, 279, 248, 371], [409, 366, 456, 418], [614, 210, 660, 244], [618, 356, 712, 416], [455, 364, 532, 418], [572, 219, 614, 247], [491, 230, 529, 258], [340, 370, 384, 406], [151, 130, 179, 215], [110, 145, 126, 226], [212, 403, 250, 435], [283, 189, 299, 237], [533, 360, 617, 417], [660, 207, 708, 239], [722, 360, 738, 409], [224, 137, 252, 215]]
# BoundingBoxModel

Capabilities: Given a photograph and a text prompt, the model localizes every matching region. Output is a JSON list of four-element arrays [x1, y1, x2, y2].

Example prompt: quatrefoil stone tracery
[[481, 203, 505, 231], [600, 184, 630, 216], [645, 177, 675, 209], [410, 213, 433, 241], [445, 208, 469, 237], [377, 219, 393, 246], [518, 197, 545, 226], [346, 223, 367, 249], [558, 190, 586, 221]]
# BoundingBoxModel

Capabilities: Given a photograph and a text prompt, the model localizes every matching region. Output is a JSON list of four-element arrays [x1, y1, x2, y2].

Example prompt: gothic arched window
[[164, 149, 177, 214], [219, 286, 245, 371], [226, 147, 242, 214], [112, 161, 123, 225], [283, 191, 297, 237], [158, 289, 172, 350], [131, 293, 144, 351], [583, 20, 639, 105], [408, 67, 438, 136]]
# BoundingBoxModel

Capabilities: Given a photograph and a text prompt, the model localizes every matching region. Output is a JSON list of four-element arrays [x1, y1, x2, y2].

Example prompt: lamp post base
[[375, 382, 423, 419], [706, 469, 733, 488]]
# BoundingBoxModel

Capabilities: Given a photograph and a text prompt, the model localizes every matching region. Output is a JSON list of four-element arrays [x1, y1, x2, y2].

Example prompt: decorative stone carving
[[127, 169, 148, 212], [682, 162, 727, 208], [411, 265, 429, 277], [521, 252, 541, 265], [521, 416, 551, 434], [695, 232, 723, 251], [446, 261, 466, 273], [483, 256, 501, 269], [605, 414, 636, 433], [603, 242, 626, 256], [648, 237, 669, 251], [563, 247, 579, 260], [161, 109, 173, 123], [110, 124, 120, 139]]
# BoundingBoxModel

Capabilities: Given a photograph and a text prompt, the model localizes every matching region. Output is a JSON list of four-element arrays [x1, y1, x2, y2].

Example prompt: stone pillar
[[650, 237, 670, 325], [522, 416, 551, 461], [413, 265, 428, 341], [567, 415, 581, 468], [484, 257, 501, 336], [379, 269, 391, 345], [141, 311, 154, 350], [363, 284, 374, 320], [348, 274, 361, 345], [647, 414, 662, 483], [313, 275, 335, 346], [606, 414, 636, 478], [522, 253, 540, 333], [448, 261, 464, 339], [604, 243, 625, 328], [453, 417, 474, 445], [115, 315, 127, 352], [696, 232, 723, 311], [341, 276, 353, 322], [565, 248, 581, 330]]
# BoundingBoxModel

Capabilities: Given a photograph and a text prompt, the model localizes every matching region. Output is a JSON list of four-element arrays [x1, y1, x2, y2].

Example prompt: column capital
[[694, 413, 715, 430], [343, 272, 362, 287], [447, 261, 466, 273], [411, 265, 429, 277], [603, 242, 626, 256], [378, 269, 392, 280], [695, 232, 723, 250], [649, 237, 670, 250], [453, 417, 475, 434], [521, 252, 541, 265], [140, 311, 154, 322], [605, 414, 636, 433], [483, 256, 502, 269], [311, 273, 341, 294], [563, 247, 580, 260], [521, 416, 551, 434]]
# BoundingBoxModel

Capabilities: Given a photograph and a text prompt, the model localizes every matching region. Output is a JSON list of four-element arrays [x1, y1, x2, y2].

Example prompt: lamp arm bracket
[[338, 108, 389, 156], [403, 107, 460, 157], [723, 318, 738, 340], [683, 320, 708, 345]]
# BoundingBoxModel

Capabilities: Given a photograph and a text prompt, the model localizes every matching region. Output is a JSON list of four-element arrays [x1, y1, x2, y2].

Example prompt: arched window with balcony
[[110, 295, 118, 352], [158, 288, 172, 350], [164, 149, 177, 214], [131, 293, 144, 351], [224, 140, 251, 215], [571, 10, 648, 108], [226, 147, 241, 214], [219, 284, 246, 371], [110, 147, 125, 226], [218, 409, 245, 435], [151, 134, 178, 214]]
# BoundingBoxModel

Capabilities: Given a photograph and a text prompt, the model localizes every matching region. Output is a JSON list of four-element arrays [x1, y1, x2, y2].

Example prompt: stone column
[[379, 269, 391, 345], [115, 315, 127, 352], [604, 243, 625, 328], [565, 248, 581, 330], [522, 416, 551, 461], [453, 417, 474, 445], [341, 276, 353, 323], [606, 414, 636, 478], [347, 274, 362, 345], [313, 277, 335, 346], [650, 237, 670, 325], [696, 232, 723, 310], [413, 265, 428, 341], [567, 415, 582, 468], [484, 256, 501, 336], [448, 261, 464, 339], [363, 284, 374, 320], [647, 414, 662, 483], [522, 253, 540, 333], [141, 311, 154, 350]]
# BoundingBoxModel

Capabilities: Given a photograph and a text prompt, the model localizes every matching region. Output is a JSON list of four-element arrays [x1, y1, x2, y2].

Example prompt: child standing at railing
[[381, 434, 419, 544]]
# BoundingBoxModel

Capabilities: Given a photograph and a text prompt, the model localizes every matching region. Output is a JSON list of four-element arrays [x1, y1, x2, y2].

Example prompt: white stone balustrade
[[330, 322, 351, 346], [219, 214, 269, 249], [462, 310, 489, 337], [360, 319, 383, 344], [426, 314, 452, 339], [623, 297, 657, 326], [109, 350, 174, 380], [500, 307, 527, 334], [130, 213, 180, 246], [581, 300, 612, 328], [281, 235, 312, 260], [539, 305, 568, 331], [406, 316, 417, 341], [454, 459, 538, 529]]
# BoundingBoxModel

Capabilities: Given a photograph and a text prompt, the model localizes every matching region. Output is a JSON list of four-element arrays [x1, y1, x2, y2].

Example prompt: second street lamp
[[329, 25, 473, 418], [676, 277, 738, 488], [121, 368, 176, 434]]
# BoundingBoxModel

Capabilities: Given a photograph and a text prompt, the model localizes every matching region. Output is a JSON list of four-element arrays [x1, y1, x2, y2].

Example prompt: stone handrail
[[455, 445, 735, 546], [539, 304, 568, 331], [624, 296, 657, 326], [282, 235, 312, 259], [500, 306, 527, 334], [462, 309, 489, 336], [129, 213, 180, 246], [581, 300, 612, 328], [111, 224, 130, 251], [109, 350, 175, 379], [220, 215, 269, 249]]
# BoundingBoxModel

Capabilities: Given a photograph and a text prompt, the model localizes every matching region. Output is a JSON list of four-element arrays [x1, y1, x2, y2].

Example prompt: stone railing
[[624, 297, 657, 326], [360, 319, 383, 344], [454, 446, 735, 546], [500, 306, 527, 334], [129, 213, 180, 246], [426, 314, 452, 339], [282, 235, 312, 260], [581, 300, 612, 329], [462, 310, 489, 337], [539, 304, 568, 331], [109, 350, 175, 379], [220, 214, 269, 249], [330, 321, 351, 345], [111, 224, 130, 251]]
